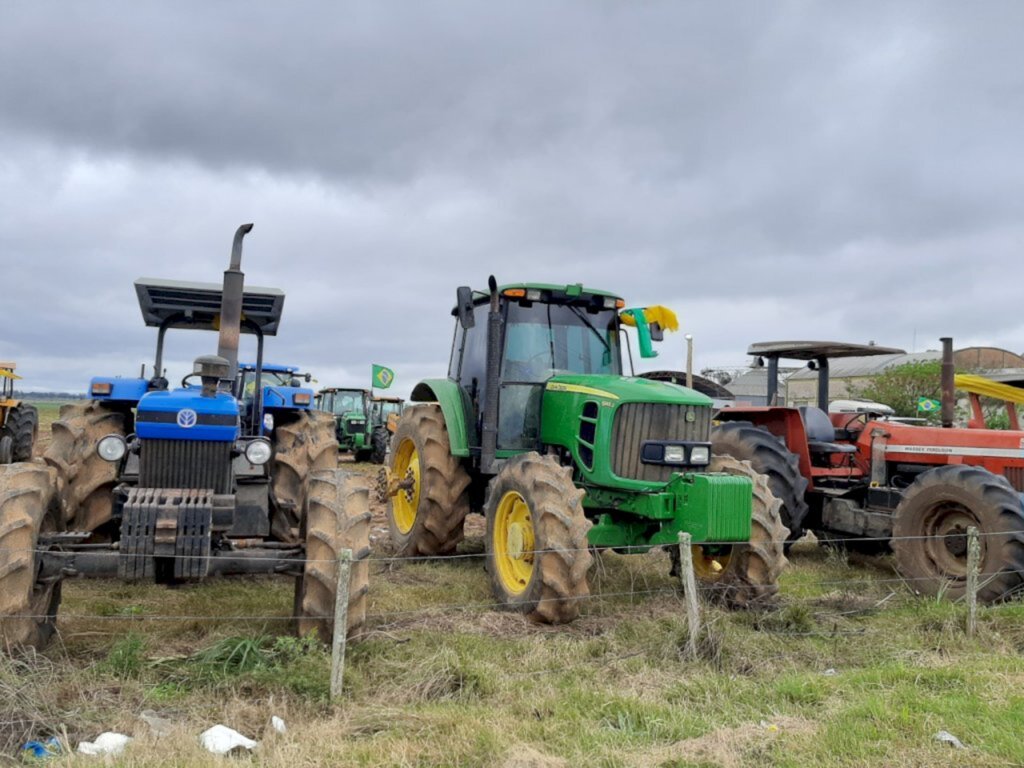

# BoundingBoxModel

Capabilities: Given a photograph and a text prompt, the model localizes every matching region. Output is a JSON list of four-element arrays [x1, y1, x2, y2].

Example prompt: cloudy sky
[[3, 2, 1023, 395]]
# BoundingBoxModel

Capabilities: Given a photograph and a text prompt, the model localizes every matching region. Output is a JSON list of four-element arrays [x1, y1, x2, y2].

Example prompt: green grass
[[3, 538, 1023, 766]]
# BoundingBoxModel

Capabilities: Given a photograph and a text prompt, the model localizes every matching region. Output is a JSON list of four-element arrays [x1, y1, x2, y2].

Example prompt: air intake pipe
[[940, 336, 954, 428], [217, 223, 253, 383], [480, 275, 502, 474]]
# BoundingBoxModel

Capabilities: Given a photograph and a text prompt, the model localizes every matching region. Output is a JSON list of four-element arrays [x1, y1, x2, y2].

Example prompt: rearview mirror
[[649, 322, 664, 342], [456, 286, 475, 329]]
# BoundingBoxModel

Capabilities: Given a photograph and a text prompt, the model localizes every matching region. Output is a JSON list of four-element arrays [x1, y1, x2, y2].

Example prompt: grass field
[[6, 403, 1024, 766]]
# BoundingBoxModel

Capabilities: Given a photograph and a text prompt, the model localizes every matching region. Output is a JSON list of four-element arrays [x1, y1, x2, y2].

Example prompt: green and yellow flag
[[917, 397, 940, 413], [372, 364, 395, 389]]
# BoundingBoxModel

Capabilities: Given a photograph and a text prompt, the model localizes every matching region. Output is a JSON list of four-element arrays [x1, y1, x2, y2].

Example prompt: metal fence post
[[966, 526, 979, 638], [330, 548, 353, 701], [677, 531, 701, 659]]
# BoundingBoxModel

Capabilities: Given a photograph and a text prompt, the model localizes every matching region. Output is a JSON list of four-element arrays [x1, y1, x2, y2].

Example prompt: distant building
[[724, 367, 798, 406]]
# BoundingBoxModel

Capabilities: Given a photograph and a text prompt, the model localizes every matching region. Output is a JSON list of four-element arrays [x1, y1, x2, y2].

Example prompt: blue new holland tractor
[[0, 224, 370, 650]]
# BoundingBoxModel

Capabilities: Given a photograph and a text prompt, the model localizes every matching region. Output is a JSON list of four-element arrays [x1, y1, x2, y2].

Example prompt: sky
[[3, 1, 1024, 395]]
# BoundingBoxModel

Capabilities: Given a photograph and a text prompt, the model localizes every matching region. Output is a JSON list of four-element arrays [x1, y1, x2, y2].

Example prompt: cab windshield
[[239, 369, 297, 400], [502, 302, 622, 383], [331, 392, 365, 415]]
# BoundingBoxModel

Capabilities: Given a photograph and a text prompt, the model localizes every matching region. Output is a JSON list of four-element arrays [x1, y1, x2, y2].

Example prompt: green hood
[[544, 374, 712, 407]]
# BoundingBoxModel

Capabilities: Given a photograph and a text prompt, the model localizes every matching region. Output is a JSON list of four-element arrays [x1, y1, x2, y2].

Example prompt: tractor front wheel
[[892, 465, 1024, 602], [683, 455, 788, 608], [484, 452, 593, 624], [386, 405, 470, 556], [0, 464, 63, 650], [295, 469, 371, 642], [271, 410, 338, 544], [42, 401, 125, 534]]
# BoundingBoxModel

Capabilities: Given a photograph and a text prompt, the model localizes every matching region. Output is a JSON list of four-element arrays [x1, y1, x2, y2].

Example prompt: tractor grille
[[139, 439, 233, 494], [611, 403, 712, 482], [1004, 467, 1024, 492]]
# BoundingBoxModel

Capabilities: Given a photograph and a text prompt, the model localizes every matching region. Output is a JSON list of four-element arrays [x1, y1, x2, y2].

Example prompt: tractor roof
[[239, 362, 298, 373], [372, 395, 403, 403], [747, 341, 906, 361], [135, 278, 285, 335], [457, 283, 623, 313], [317, 387, 367, 395]]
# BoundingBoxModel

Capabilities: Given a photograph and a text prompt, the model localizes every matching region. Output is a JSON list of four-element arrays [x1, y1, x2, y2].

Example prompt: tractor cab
[[316, 387, 371, 454], [236, 362, 313, 434]]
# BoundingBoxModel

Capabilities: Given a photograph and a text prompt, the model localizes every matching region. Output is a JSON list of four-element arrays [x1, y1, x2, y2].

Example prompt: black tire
[[892, 465, 1024, 602], [5, 403, 38, 462], [42, 401, 125, 533], [680, 455, 788, 608], [386, 405, 471, 556], [484, 452, 593, 624], [712, 421, 809, 544], [0, 463, 63, 651], [370, 427, 389, 465], [295, 469, 371, 642], [271, 410, 338, 544]]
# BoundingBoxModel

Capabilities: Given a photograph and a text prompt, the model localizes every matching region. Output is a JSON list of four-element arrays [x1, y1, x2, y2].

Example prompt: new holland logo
[[176, 408, 198, 428]]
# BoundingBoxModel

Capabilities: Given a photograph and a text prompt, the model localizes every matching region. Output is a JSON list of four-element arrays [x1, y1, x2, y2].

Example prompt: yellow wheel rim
[[493, 490, 535, 595], [692, 545, 732, 583], [391, 438, 420, 535]]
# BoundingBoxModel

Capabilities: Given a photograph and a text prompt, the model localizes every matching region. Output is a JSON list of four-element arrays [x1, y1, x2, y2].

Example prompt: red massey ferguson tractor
[[713, 338, 1024, 603]]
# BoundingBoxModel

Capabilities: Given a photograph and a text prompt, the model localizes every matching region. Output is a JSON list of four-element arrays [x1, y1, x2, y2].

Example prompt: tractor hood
[[543, 374, 712, 407], [136, 388, 240, 442]]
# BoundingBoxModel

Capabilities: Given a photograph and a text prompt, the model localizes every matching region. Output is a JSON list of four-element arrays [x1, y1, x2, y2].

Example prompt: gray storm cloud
[[2, 1, 1023, 394]]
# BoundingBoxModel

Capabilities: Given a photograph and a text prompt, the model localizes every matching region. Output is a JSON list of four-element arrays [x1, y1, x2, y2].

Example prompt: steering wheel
[[181, 373, 203, 388]]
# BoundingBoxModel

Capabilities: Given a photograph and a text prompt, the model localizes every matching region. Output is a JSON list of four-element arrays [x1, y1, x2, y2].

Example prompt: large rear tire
[[42, 401, 125, 533], [892, 465, 1024, 602], [484, 453, 593, 624], [5, 403, 38, 462], [684, 455, 788, 608], [0, 463, 63, 651], [386, 405, 471, 556], [271, 410, 338, 544], [295, 469, 371, 642], [711, 421, 808, 544]]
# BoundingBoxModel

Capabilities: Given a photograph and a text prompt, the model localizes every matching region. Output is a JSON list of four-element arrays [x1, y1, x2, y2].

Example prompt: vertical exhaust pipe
[[940, 336, 955, 428], [480, 275, 502, 474], [217, 223, 253, 383]]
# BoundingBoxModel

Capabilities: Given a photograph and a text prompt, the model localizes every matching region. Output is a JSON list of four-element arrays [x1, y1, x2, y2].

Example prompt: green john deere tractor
[[382, 279, 787, 623], [316, 387, 374, 461]]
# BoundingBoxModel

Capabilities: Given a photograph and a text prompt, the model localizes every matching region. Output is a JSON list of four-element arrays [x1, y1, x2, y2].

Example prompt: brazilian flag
[[372, 364, 395, 389], [917, 397, 940, 413]]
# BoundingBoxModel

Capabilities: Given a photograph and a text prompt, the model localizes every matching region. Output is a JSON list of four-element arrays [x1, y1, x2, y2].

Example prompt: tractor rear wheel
[[295, 469, 371, 642], [684, 455, 788, 608], [484, 453, 593, 624], [271, 410, 338, 544], [370, 427, 389, 465], [386, 405, 471, 556], [5, 403, 39, 462], [711, 421, 808, 544], [42, 401, 125, 533], [0, 464, 63, 650], [892, 465, 1024, 602]]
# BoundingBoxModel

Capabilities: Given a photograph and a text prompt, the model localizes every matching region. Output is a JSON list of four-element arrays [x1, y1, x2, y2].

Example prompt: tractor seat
[[799, 406, 857, 455]]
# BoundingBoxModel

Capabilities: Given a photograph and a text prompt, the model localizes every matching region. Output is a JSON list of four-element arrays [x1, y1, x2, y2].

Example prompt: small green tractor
[[0, 362, 38, 464], [382, 279, 786, 623], [317, 388, 403, 464]]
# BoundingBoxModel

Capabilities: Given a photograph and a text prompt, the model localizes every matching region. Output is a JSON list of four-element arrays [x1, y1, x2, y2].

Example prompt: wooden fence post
[[966, 526, 979, 638], [677, 532, 701, 659], [330, 548, 353, 701]]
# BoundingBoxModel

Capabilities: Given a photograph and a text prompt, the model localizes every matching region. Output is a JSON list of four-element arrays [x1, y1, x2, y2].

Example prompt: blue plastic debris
[[20, 736, 62, 759]]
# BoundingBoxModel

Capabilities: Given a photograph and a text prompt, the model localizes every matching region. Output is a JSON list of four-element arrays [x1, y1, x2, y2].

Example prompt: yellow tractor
[[0, 363, 38, 464]]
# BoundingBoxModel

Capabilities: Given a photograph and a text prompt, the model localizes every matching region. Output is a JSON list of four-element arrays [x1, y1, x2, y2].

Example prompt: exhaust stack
[[217, 223, 253, 383], [940, 336, 955, 428]]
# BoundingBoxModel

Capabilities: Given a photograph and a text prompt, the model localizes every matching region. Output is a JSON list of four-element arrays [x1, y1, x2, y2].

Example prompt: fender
[[410, 378, 476, 457]]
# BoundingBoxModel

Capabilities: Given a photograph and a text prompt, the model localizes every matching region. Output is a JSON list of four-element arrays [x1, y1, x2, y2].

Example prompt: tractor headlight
[[263, 413, 274, 432], [663, 445, 686, 464], [244, 439, 273, 466], [689, 446, 711, 465], [97, 434, 127, 462]]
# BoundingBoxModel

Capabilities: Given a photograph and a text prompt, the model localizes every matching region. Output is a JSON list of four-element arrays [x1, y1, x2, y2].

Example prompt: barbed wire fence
[[1, 526, 1017, 704]]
